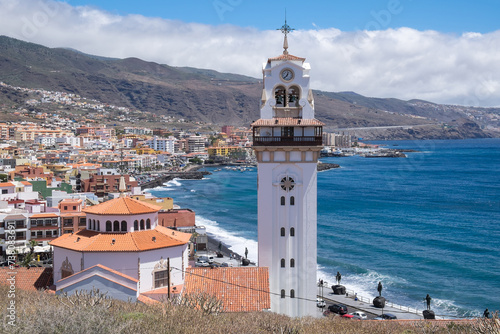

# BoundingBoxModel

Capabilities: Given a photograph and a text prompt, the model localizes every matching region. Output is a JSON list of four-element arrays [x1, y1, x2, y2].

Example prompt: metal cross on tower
[[277, 13, 294, 55]]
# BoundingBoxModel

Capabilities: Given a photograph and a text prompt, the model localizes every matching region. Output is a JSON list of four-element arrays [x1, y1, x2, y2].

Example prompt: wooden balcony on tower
[[251, 118, 324, 147]]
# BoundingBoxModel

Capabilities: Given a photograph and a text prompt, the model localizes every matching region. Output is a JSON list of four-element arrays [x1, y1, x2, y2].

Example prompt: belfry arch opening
[[273, 85, 302, 118]]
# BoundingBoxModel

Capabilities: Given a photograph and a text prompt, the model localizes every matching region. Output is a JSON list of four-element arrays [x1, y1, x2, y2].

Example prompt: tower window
[[281, 258, 285, 268], [280, 196, 285, 205], [281, 289, 285, 298], [280, 176, 295, 192], [106, 221, 112, 232], [290, 196, 295, 205], [282, 127, 294, 137], [134, 220, 138, 231], [290, 258, 295, 268], [113, 220, 119, 232], [281, 227, 285, 237], [140, 219, 145, 230], [290, 289, 295, 298], [121, 221, 127, 232], [290, 227, 295, 237], [97, 221, 100, 231], [146, 218, 151, 229]]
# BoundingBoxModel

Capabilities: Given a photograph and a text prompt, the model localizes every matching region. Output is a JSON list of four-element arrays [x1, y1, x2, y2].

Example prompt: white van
[[198, 255, 214, 264]]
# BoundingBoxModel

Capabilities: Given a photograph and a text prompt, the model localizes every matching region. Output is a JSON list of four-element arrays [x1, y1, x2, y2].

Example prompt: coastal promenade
[[322, 291, 424, 320]]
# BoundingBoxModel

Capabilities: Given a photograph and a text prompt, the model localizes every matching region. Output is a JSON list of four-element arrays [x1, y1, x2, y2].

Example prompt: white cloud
[[1, 0, 500, 107]]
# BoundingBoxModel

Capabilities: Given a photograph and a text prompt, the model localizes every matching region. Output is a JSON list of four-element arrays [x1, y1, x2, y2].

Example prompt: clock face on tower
[[280, 68, 294, 82]]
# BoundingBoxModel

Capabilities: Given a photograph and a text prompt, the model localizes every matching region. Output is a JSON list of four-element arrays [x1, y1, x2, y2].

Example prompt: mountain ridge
[[0, 35, 498, 139]]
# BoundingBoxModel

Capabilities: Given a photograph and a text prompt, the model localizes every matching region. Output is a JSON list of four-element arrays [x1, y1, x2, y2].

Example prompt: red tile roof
[[50, 226, 191, 252], [251, 118, 324, 126], [30, 213, 59, 218], [0, 267, 53, 291], [184, 267, 270, 312], [0, 182, 15, 187], [268, 53, 306, 62], [83, 197, 161, 215]]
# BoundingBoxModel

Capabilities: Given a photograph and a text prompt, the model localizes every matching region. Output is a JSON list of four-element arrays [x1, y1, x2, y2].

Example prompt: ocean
[[148, 138, 500, 318]]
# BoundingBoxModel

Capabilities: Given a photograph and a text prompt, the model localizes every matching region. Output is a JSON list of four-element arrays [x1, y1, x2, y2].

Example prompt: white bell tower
[[252, 19, 323, 318]]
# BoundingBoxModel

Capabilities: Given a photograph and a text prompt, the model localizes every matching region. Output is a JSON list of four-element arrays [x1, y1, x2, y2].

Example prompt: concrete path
[[323, 292, 424, 320]]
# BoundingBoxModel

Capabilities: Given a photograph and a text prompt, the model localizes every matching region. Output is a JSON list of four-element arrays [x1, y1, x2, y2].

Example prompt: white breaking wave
[[165, 178, 182, 187], [196, 215, 258, 263]]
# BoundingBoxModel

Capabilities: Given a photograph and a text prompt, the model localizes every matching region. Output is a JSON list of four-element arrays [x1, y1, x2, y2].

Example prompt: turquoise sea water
[[149, 138, 500, 318]]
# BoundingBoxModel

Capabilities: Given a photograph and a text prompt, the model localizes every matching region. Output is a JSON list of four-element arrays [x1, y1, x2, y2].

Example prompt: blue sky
[[1, 0, 500, 107], [63, 0, 500, 34]]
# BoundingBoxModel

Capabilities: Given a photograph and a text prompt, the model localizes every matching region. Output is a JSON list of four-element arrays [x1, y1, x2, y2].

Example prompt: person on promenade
[[245, 247, 248, 259], [377, 281, 383, 297], [484, 308, 490, 318], [336, 271, 342, 285], [425, 294, 432, 310]]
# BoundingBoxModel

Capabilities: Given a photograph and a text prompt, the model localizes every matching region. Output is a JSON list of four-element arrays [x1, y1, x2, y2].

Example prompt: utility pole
[[167, 257, 171, 299]]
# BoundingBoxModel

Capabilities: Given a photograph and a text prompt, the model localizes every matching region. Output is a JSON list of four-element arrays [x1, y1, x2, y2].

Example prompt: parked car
[[341, 314, 354, 319], [316, 298, 326, 308], [350, 311, 367, 320], [374, 313, 397, 320], [195, 260, 210, 267], [328, 304, 348, 315], [198, 255, 214, 264], [220, 262, 232, 267]]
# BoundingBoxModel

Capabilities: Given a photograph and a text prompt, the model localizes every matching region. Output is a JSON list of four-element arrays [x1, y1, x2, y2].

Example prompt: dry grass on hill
[[0, 286, 498, 334]]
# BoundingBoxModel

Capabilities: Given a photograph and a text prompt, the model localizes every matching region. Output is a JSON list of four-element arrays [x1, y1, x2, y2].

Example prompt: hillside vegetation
[[1, 35, 499, 139], [1, 286, 498, 334]]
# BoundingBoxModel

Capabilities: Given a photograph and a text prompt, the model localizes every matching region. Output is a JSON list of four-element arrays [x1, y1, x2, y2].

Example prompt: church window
[[61, 269, 73, 279], [146, 219, 151, 229], [290, 289, 295, 298], [134, 220, 138, 231], [121, 221, 127, 232], [290, 227, 295, 237], [281, 258, 285, 268], [154, 270, 169, 288], [280, 176, 295, 192], [290, 258, 295, 268], [97, 221, 100, 231], [281, 289, 285, 298], [290, 196, 295, 205], [113, 220, 119, 232], [140, 219, 145, 230], [281, 227, 285, 236], [280, 196, 285, 205], [106, 221, 112, 232]]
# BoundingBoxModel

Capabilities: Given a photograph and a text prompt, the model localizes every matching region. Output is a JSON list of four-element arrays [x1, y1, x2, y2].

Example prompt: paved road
[[319, 291, 424, 320]]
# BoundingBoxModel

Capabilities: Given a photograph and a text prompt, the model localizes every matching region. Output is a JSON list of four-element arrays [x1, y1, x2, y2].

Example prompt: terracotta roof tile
[[0, 182, 15, 187], [268, 53, 306, 62], [50, 226, 190, 252], [184, 267, 270, 312], [83, 197, 161, 215], [0, 267, 53, 291], [137, 294, 160, 305], [30, 213, 59, 218], [251, 118, 324, 126]]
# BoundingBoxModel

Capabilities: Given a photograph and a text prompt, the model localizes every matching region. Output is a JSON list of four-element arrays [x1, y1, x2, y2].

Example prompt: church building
[[50, 196, 191, 301], [252, 20, 323, 317]]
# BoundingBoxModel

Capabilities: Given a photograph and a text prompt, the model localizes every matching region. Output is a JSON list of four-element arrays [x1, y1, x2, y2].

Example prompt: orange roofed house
[[50, 196, 191, 302]]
